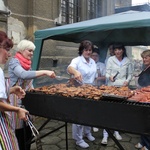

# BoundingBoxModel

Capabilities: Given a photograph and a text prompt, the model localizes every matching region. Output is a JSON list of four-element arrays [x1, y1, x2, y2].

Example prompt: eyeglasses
[[0, 46, 11, 51]]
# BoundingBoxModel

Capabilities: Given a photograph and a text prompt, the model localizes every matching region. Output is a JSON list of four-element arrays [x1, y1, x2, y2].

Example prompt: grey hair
[[17, 39, 36, 52]]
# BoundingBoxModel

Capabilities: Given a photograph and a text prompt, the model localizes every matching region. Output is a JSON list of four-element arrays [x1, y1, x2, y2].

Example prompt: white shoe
[[135, 143, 143, 149], [85, 134, 95, 141], [101, 137, 108, 145], [76, 141, 89, 149], [113, 132, 122, 140], [93, 127, 99, 132], [142, 146, 148, 150]]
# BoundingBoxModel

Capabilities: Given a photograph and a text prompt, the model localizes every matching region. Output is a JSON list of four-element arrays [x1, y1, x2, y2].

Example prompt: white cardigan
[[106, 56, 134, 86]]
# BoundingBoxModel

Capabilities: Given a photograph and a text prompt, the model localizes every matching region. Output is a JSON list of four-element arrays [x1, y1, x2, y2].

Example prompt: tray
[[102, 93, 127, 101]]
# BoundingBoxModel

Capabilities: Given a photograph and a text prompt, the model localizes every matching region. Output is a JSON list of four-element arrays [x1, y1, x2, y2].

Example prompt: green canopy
[[33, 11, 150, 69]]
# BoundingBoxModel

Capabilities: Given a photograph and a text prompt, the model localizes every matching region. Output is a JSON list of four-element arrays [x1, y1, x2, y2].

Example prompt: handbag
[[26, 115, 43, 150]]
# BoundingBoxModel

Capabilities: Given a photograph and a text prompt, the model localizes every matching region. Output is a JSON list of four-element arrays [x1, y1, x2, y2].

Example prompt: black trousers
[[15, 126, 32, 150]]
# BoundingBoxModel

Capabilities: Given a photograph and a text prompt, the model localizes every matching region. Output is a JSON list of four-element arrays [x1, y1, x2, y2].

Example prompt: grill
[[22, 92, 150, 150]]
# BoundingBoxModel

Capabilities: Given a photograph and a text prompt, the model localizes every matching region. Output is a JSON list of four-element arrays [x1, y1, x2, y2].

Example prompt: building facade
[[0, 0, 131, 75]]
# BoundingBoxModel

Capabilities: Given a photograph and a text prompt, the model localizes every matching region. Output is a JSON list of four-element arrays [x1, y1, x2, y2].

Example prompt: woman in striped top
[[0, 31, 28, 150]]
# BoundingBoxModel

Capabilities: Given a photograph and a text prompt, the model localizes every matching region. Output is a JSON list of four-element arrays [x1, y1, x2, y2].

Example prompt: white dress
[[0, 68, 19, 150], [68, 55, 97, 144]]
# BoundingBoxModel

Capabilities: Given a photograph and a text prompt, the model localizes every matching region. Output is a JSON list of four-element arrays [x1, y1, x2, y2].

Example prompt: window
[[87, 0, 101, 19], [61, 0, 81, 24]]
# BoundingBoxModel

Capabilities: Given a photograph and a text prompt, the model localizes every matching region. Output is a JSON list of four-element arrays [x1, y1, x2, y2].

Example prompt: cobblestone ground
[[30, 117, 140, 150]]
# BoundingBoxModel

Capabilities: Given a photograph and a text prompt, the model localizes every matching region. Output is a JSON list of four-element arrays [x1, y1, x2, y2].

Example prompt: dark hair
[[113, 44, 127, 58], [92, 47, 100, 55], [78, 40, 93, 56], [0, 31, 13, 49]]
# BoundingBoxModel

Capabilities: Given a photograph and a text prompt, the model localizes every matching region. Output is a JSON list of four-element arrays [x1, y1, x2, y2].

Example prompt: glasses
[[0, 46, 11, 51]]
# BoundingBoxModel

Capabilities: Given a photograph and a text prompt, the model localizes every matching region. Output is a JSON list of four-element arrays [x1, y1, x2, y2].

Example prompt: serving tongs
[[113, 71, 119, 81], [26, 115, 43, 149], [56, 76, 70, 80], [75, 79, 83, 85], [26, 115, 39, 137]]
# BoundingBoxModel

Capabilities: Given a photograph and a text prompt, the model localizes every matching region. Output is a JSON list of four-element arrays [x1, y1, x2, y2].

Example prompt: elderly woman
[[0, 31, 29, 150], [101, 44, 134, 145], [67, 40, 97, 149], [8, 39, 56, 150], [135, 50, 150, 150]]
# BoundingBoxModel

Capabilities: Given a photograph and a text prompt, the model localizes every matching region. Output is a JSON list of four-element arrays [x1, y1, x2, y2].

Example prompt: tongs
[[113, 71, 119, 81], [26, 115, 39, 137], [75, 79, 83, 85], [56, 76, 70, 80]]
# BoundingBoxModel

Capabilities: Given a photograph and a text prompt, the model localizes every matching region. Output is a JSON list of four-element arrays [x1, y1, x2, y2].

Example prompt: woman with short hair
[[135, 50, 150, 150], [0, 31, 29, 150], [8, 39, 56, 150], [67, 40, 97, 149]]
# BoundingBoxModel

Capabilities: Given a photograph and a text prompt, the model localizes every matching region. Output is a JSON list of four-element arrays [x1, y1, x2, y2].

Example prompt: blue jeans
[[141, 135, 150, 149]]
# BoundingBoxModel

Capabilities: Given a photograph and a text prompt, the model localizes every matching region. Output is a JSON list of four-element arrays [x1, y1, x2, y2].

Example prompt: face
[[91, 52, 99, 63], [142, 56, 150, 66], [114, 48, 123, 59], [21, 49, 34, 60], [82, 46, 92, 60], [0, 47, 11, 64]]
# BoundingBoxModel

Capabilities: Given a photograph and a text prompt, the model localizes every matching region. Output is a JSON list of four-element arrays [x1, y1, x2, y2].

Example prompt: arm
[[67, 66, 82, 81], [9, 86, 26, 99], [123, 61, 134, 86], [0, 101, 28, 121], [106, 58, 115, 82], [9, 58, 56, 80], [14, 65, 56, 79], [35, 70, 56, 78]]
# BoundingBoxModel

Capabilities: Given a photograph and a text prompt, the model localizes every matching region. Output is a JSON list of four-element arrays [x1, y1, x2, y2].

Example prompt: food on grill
[[30, 84, 135, 100], [99, 85, 134, 97], [128, 86, 150, 103], [30, 83, 150, 103], [30, 84, 103, 100]]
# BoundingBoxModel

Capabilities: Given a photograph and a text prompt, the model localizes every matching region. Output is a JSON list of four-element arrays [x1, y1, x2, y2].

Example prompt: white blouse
[[68, 55, 97, 84]]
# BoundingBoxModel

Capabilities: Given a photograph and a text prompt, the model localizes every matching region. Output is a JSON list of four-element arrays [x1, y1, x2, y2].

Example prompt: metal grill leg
[[105, 129, 125, 150], [65, 122, 68, 150]]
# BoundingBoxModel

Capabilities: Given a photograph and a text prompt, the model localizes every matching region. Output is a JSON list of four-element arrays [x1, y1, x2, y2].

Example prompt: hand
[[10, 86, 26, 99], [109, 76, 115, 82], [74, 70, 82, 82], [17, 108, 29, 121], [123, 81, 128, 86], [47, 71, 56, 78]]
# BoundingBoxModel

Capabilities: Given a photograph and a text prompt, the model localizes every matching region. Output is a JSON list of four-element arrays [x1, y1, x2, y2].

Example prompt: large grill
[[23, 92, 150, 135]]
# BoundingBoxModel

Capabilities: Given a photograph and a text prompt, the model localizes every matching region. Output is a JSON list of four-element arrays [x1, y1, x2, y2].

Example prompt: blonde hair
[[17, 39, 36, 52], [141, 49, 150, 58]]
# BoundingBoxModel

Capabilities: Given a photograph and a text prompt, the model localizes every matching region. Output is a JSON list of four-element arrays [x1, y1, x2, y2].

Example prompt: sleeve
[[9, 58, 36, 79], [0, 68, 7, 100], [68, 57, 79, 70], [126, 60, 134, 83], [106, 57, 112, 79]]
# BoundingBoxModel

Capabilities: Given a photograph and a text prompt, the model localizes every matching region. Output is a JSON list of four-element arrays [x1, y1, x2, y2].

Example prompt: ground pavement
[[30, 117, 140, 150]]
